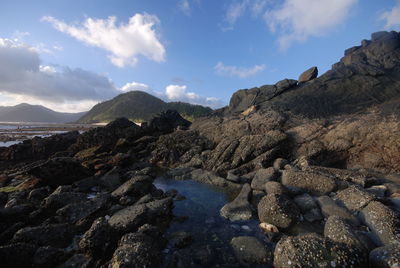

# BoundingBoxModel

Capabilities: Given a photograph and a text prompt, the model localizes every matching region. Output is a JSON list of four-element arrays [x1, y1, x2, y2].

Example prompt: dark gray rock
[[12, 223, 73, 247], [56, 194, 109, 224], [220, 183, 253, 221], [79, 217, 114, 258], [360, 201, 400, 246], [0, 243, 36, 267], [335, 185, 375, 211], [274, 233, 368, 268], [99, 167, 122, 191], [258, 194, 300, 229], [111, 175, 153, 199], [42, 189, 87, 209], [251, 167, 278, 190], [316, 195, 359, 225], [110, 232, 161, 268], [293, 193, 317, 212], [324, 215, 367, 250], [108, 204, 147, 233], [27, 157, 92, 187], [265, 181, 287, 195], [369, 243, 400, 268], [59, 254, 91, 268], [282, 169, 336, 196], [230, 236, 273, 265], [298, 66, 318, 82], [33, 246, 68, 267]]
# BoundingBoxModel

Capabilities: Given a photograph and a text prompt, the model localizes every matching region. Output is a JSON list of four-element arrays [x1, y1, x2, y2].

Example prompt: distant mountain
[[76, 91, 213, 123], [0, 103, 86, 123]]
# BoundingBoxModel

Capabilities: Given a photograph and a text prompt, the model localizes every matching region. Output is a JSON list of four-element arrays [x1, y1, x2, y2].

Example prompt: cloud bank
[[265, 0, 358, 50], [380, 0, 400, 30], [42, 13, 166, 67], [214, 62, 265, 78], [0, 38, 222, 112]]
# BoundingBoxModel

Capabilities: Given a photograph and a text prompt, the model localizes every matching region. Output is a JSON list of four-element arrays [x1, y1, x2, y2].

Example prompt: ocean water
[[0, 122, 92, 147]]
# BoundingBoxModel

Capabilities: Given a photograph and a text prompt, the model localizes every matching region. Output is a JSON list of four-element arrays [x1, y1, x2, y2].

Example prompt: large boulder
[[111, 175, 153, 199], [369, 243, 400, 268], [12, 224, 74, 248], [282, 169, 337, 196], [274, 233, 367, 268], [298, 66, 318, 82], [360, 201, 400, 246], [335, 185, 375, 212], [230, 236, 273, 265], [27, 157, 93, 187], [108, 204, 147, 233], [324, 215, 367, 251], [110, 232, 162, 268], [220, 183, 253, 221], [79, 217, 115, 258], [257, 194, 300, 229]]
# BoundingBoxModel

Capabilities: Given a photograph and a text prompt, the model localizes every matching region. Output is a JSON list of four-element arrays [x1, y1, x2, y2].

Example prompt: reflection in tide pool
[[153, 177, 270, 267]]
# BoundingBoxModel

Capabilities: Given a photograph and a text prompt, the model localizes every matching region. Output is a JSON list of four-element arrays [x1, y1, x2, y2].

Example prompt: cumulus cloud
[[42, 13, 166, 67], [120, 82, 152, 93], [380, 0, 400, 30], [178, 0, 191, 16], [264, 0, 357, 50], [0, 38, 222, 112], [0, 38, 119, 111], [165, 84, 223, 108], [214, 62, 265, 78]]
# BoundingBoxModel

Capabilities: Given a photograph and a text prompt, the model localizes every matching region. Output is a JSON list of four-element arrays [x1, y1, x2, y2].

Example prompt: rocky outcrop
[[226, 31, 400, 118]]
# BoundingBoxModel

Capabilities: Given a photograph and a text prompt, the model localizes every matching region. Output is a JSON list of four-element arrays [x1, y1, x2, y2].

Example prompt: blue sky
[[0, 0, 399, 112]]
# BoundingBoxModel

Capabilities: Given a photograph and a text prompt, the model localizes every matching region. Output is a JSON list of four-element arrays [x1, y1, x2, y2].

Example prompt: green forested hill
[[76, 91, 212, 123]]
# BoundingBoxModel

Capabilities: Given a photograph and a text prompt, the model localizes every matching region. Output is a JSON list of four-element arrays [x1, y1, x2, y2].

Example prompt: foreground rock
[[360, 201, 400, 246], [282, 169, 336, 195], [274, 233, 368, 268], [258, 194, 300, 229], [369, 243, 400, 268], [231, 236, 272, 265], [27, 157, 93, 186], [220, 183, 253, 221]]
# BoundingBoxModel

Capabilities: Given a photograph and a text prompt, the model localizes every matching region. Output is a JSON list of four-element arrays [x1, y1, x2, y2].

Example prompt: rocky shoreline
[[1, 31, 400, 267]]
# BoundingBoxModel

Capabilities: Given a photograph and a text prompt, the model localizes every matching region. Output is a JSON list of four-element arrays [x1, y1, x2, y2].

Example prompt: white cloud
[[120, 81, 151, 92], [0, 38, 119, 112], [251, 0, 269, 17], [166, 85, 188, 100], [165, 84, 223, 108], [178, 0, 191, 16], [42, 13, 166, 67], [264, 0, 357, 50], [380, 0, 400, 30], [214, 62, 265, 78], [225, 0, 249, 25]]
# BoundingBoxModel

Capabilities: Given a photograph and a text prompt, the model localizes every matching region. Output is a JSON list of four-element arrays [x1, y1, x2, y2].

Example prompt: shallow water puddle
[[154, 177, 270, 267]]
